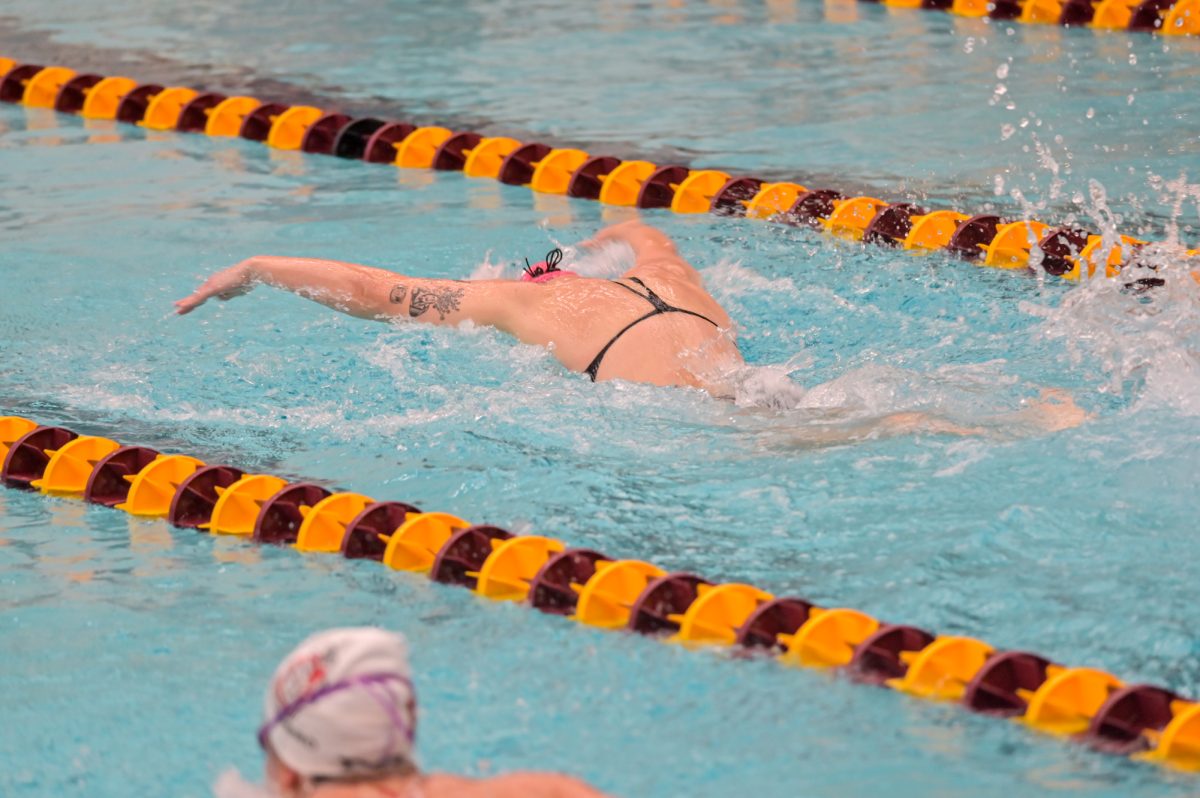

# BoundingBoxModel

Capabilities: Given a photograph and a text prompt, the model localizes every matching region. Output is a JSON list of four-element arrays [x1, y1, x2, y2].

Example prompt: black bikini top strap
[[584, 309, 661, 381], [625, 277, 720, 327], [610, 278, 652, 300], [586, 277, 723, 381], [623, 277, 672, 312]]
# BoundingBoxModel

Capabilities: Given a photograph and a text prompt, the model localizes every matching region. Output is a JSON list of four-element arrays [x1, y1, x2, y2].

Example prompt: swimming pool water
[[6, 0, 1200, 229], [2, 3, 1200, 797]]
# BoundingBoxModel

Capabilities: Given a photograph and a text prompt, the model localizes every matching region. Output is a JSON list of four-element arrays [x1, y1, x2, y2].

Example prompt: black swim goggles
[[523, 247, 564, 280]]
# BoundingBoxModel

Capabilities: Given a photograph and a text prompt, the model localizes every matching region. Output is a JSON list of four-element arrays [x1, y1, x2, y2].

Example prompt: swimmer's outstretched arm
[[174, 256, 524, 329]]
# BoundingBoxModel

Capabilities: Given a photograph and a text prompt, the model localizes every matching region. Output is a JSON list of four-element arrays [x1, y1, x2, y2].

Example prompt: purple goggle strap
[[257, 672, 416, 768]]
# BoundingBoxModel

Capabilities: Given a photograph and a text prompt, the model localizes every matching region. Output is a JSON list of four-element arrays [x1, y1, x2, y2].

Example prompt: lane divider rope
[[1, 59, 1195, 287], [1, 414, 1197, 774], [861, 0, 1200, 36]]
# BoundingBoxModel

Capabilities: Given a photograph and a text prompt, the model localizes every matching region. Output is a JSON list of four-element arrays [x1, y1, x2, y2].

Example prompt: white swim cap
[[259, 627, 417, 781]]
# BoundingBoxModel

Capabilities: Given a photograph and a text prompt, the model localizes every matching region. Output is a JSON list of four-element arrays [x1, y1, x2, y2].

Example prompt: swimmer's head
[[522, 247, 579, 283], [258, 628, 418, 792]]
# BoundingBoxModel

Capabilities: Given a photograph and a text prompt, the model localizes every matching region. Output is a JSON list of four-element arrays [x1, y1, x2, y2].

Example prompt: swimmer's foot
[[879, 411, 983, 438]]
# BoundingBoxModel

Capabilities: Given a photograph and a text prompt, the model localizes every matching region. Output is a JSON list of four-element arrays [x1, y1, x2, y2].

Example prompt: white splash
[[466, 250, 511, 280], [702, 258, 802, 302], [465, 241, 634, 282]]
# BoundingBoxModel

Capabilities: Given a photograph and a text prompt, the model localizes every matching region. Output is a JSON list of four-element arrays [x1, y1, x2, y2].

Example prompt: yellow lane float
[[780, 608, 880, 668], [670, 583, 774, 646], [266, 106, 324, 150], [825, 196, 888, 241], [983, 220, 1050, 268], [205, 96, 261, 136], [80, 76, 138, 119], [295, 492, 375, 553], [669, 170, 731, 214], [22, 66, 76, 108], [462, 136, 522, 178], [597, 160, 657, 206], [888, 636, 995, 700], [0, 416, 38, 462], [115, 454, 205, 517], [473, 535, 565, 601], [31, 436, 119, 497], [381, 512, 470, 572], [395, 126, 453, 168], [573, 559, 666, 628], [903, 211, 971, 251], [139, 87, 199, 130], [203, 474, 289, 535], [1022, 666, 1124, 736], [1140, 702, 1200, 771], [529, 148, 590, 194], [745, 182, 807, 220], [1163, 0, 1200, 33]]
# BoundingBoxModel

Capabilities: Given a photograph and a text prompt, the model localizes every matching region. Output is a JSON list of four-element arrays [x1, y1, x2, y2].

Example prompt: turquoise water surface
[[2, 2, 1200, 797]]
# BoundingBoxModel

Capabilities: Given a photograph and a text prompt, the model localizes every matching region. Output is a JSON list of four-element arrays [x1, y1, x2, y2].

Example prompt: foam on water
[[1025, 263, 1200, 416], [1020, 171, 1200, 416]]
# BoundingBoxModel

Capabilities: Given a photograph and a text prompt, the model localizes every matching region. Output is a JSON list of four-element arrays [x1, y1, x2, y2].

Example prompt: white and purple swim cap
[[259, 627, 417, 781]]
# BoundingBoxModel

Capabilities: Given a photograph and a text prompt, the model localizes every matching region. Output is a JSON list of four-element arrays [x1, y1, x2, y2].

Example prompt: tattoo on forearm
[[408, 286, 465, 320], [389, 284, 408, 304]]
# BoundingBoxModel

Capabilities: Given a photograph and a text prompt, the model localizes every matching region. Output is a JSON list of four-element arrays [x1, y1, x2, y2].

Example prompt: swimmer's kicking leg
[[785, 390, 1088, 449], [883, 391, 1086, 436]]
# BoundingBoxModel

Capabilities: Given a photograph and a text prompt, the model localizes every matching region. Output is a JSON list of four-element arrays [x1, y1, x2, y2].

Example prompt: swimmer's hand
[[175, 260, 255, 315]]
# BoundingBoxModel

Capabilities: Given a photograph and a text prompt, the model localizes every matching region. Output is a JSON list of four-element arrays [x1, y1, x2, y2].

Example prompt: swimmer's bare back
[[174, 221, 744, 395]]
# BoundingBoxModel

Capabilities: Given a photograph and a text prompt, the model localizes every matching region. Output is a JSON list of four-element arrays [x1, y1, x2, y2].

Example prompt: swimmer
[[176, 220, 1086, 439], [176, 220, 743, 395], [214, 626, 609, 798]]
